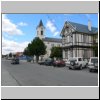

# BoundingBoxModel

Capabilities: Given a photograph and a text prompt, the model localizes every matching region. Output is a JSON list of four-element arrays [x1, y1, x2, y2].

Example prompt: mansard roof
[[61, 21, 98, 34], [69, 21, 97, 34], [42, 37, 62, 43]]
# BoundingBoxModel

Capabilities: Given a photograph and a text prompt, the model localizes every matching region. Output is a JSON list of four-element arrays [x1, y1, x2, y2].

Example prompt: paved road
[[1, 58, 98, 86]]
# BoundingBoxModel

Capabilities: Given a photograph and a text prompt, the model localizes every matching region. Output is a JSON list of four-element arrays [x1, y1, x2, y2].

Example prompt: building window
[[83, 35, 86, 43], [41, 31, 43, 35]]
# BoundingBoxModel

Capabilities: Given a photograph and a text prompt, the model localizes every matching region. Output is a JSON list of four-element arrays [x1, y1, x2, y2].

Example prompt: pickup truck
[[68, 57, 88, 70]]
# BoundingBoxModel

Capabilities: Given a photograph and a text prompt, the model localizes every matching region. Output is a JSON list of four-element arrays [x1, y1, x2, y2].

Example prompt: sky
[[2, 14, 98, 55]]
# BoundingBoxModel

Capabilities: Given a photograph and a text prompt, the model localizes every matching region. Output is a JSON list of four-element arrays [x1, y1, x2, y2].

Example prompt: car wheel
[[72, 67, 75, 70], [85, 63, 88, 68], [89, 69, 92, 72], [80, 65, 82, 70], [69, 67, 71, 70]]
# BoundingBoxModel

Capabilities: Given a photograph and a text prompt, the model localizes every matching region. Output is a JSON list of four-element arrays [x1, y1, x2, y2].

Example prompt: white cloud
[[18, 22, 28, 26], [2, 37, 29, 55], [85, 14, 90, 19], [46, 20, 59, 36], [2, 14, 23, 35]]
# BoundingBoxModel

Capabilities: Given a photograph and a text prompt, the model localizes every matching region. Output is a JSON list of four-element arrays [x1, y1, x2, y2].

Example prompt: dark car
[[38, 60, 46, 65], [11, 58, 19, 64], [53, 60, 66, 67], [45, 58, 54, 66]]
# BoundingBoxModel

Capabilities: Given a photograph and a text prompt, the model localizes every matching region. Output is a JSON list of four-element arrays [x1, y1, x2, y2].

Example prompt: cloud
[[2, 37, 29, 55], [18, 22, 28, 26], [85, 14, 90, 19], [46, 20, 59, 36], [2, 14, 23, 35]]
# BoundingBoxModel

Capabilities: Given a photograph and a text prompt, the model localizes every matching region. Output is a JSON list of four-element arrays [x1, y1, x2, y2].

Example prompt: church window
[[41, 31, 43, 35]]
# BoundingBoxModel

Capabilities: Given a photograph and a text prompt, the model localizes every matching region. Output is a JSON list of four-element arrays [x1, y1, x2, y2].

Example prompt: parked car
[[27, 57, 32, 62], [38, 60, 46, 65], [44, 58, 54, 66], [53, 59, 65, 67], [88, 57, 98, 72], [65, 58, 72, 67], [68, 57, 88, 70], [11, 58, 19, 64]]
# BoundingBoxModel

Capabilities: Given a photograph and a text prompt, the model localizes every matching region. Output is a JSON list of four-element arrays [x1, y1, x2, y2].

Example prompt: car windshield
[[78, 58, 82, 61], [91, 59, 98, 63]]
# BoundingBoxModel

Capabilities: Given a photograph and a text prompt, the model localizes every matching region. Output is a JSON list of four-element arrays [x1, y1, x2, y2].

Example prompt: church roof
[[37, 20, 44, 27], [61, 21, 98, 34], [42, 37, 62, 43]]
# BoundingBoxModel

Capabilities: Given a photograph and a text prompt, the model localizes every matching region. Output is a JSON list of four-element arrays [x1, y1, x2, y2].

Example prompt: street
[[1, 58, 98, 86]]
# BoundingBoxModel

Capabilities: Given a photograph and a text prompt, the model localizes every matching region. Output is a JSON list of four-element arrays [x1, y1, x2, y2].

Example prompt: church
[[36, 20, 62, 60], [35, 20, 98, 61]]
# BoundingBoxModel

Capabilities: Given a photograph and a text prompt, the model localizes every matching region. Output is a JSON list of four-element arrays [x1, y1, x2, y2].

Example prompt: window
[[78, 58, 82, 61], [41, 31, 43, 35]]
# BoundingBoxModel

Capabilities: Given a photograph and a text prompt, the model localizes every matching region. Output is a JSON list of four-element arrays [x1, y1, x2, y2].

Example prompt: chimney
[[88, 20, 92, 31]]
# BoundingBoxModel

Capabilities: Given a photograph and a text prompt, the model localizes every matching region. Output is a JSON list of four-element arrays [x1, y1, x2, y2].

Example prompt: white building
[[36, 20, 62, 60], [60, 21, 98, 60]]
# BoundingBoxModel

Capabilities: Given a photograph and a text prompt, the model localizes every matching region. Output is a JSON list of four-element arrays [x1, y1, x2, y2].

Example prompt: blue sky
[[2, 14, 98, 54]]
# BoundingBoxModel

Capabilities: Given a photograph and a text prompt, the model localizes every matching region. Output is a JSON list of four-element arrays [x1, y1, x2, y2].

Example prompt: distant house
[[15, 52, 23, 57], [60, 20, 98, 60]]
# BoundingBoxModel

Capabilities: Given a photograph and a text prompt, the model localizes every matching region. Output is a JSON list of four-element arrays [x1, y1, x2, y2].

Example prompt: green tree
[[50, 46, 62, 59], [9, 52, 12, 57], [23, 47, 30, 56], [24, 37, 46, 62], [32, 37, 46, 62]]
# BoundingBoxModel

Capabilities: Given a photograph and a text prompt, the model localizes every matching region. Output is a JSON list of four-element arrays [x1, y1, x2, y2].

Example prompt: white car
[[65, 58, 72, 67], [68, 57, 88, 70], [88, 57, 98, 72]]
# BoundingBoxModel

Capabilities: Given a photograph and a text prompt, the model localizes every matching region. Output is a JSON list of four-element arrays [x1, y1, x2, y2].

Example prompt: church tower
[[36, 20, 45, 39]]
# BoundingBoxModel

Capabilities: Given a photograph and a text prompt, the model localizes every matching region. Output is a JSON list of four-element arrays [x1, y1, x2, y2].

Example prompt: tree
[[24, 37, 46, 63], [9, 52, 12, 57], [32, 37, 46, 62], [23, 47, 30, 56], [50, 46, 62, 59]]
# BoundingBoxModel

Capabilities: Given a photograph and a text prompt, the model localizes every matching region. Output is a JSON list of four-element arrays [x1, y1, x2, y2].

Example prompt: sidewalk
[[1, 67, 19, 86]]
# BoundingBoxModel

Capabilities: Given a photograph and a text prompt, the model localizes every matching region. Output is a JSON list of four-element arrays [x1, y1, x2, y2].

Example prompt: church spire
[[36, 20, 45, 39], [37, 20, 44, 28]]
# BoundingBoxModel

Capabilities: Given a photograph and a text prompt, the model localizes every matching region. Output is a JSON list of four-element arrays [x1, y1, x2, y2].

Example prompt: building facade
[[60, 21, 98, 60]]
